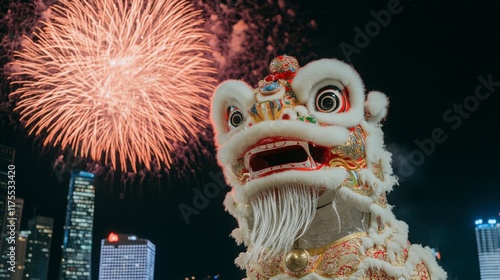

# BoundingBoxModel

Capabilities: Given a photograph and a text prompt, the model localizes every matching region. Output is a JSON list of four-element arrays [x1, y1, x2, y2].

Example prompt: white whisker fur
[[248, 185, 320, 264]]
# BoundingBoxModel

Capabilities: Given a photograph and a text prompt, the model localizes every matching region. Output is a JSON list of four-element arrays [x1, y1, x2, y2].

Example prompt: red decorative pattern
[[246, 232, 432, 279]]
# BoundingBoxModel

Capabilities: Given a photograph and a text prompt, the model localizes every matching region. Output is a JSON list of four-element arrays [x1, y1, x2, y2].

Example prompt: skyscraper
[[12, 230, 29, 280], [98, 233, 156, 280], [475, 219, 500, 279], [59, 171, 95, 280], [24, 216, 54, 280]]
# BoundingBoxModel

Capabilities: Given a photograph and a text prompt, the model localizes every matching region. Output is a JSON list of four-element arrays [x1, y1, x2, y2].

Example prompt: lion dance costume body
[[210, 55, 446, 279]]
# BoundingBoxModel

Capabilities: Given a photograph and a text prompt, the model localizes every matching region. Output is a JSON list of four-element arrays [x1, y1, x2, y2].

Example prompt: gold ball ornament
[[284, 248, 309, 272]]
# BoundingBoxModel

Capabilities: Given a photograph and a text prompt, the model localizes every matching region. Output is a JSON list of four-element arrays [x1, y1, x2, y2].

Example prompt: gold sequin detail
[[371, 160, 384, 181], [331, 126, 366, 162], [410, 262, 430, 280], [340, 170, 373, 196], [375, 193, 388, 208]]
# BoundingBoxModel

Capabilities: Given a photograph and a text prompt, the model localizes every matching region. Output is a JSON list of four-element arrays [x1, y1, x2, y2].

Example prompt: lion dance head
[[210, 55, 446, 279]]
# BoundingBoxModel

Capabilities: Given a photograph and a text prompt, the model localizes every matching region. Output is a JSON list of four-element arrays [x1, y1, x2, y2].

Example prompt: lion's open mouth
[[241, 137, 329, 180]]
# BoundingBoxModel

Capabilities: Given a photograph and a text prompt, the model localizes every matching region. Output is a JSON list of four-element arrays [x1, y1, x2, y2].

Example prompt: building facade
[[98, 233, 155, 280], [475, 219, 500, 280], [24, 216, 54, 280], [59, 171, 95, 280], [12, 230, 29, 280]]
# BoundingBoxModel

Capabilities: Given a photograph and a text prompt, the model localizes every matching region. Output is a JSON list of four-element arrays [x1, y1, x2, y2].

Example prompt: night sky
[[1, 1, 500, 280]]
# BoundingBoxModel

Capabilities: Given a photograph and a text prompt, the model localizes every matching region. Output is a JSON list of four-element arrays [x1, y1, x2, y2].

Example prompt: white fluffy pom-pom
[[365, 91, 389, 123]]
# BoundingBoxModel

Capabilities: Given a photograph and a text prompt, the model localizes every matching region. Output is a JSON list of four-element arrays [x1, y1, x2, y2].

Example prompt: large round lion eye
[[227, 106, 244, 129], [315, 86, 349, 113]]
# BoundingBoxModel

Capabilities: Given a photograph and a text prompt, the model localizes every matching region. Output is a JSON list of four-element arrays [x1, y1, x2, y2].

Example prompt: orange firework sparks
[[9, 0, 216, 172]]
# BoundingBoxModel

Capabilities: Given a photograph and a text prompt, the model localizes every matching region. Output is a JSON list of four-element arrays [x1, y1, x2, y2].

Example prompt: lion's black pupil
[[319, 93, 339, 111], [321, 97, 334, 109], [232, 113, 242, 125]]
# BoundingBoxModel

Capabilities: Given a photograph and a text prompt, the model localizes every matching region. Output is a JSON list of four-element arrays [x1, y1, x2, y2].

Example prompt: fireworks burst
[[9, 0, 216, 172]]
